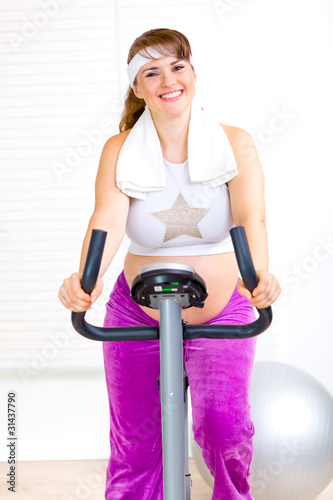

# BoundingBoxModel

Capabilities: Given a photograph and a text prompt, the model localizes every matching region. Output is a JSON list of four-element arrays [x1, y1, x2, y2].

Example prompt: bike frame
[[71, 226, 272, 499]]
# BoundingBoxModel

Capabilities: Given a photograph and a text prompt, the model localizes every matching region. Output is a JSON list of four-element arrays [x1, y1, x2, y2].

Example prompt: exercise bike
[[71, 226, 272, 500]]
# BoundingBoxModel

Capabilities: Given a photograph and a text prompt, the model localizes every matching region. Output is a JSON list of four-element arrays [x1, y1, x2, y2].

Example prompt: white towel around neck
[[116, 101, 238, 200]]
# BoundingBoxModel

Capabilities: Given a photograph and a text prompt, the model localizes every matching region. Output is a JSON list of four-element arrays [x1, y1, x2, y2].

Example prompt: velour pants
[[103, 270, 257, 500]]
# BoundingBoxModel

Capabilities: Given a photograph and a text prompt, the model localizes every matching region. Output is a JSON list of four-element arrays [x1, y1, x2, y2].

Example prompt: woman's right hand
[[58, 272, 104, 312]]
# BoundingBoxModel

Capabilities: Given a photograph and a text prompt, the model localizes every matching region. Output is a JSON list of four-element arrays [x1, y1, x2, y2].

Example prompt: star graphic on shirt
[[151, 193, 210, 242]]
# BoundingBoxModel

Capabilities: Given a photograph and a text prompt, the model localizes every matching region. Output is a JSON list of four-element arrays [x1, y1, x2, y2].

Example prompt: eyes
[[146, 64, 186, 79]]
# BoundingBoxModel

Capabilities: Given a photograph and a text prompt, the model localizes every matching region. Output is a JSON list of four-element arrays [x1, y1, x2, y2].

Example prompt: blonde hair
[[119, 28, 194, 133]]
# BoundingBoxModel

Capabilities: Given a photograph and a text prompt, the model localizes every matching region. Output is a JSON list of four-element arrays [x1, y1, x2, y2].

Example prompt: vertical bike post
[[159, 298, 186, 500]]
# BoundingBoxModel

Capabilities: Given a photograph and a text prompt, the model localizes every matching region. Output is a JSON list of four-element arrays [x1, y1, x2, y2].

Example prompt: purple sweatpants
[[103, 271, 257, 500]]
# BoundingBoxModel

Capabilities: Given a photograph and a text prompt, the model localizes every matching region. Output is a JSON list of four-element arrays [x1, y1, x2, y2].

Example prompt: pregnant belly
[[123, 251, 240, 324]]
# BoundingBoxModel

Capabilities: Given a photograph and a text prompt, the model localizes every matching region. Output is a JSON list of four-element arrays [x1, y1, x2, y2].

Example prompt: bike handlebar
[[71, 227, 272, 341], [80, 229, 106, 295]]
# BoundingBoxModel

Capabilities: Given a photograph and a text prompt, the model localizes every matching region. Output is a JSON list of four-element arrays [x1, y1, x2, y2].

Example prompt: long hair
[[119, 28, 194, 133]]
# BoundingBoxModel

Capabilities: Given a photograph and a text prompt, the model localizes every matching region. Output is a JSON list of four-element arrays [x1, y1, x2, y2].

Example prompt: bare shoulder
[[96, 129, 132, 180], [219, 123, 258, 163], [101, 128, 132, 161], [94, 128, 132, 199]]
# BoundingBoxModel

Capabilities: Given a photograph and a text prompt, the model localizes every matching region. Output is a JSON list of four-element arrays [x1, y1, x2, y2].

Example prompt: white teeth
[[161, 90, 182, 99]]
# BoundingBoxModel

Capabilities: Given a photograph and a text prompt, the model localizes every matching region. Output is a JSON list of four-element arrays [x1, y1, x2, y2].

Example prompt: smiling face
[[132, 55, 196, 119]]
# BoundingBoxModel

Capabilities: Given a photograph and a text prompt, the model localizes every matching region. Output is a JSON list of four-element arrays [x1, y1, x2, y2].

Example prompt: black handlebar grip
[[80, 229, 107, 295], [230, 226, 258, 293]]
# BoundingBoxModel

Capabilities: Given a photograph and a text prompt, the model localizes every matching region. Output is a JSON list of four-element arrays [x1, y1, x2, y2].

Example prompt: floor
[[0, 459, 332, 499]]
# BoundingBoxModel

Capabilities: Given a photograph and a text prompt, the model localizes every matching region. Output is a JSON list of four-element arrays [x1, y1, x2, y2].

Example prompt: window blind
[[0, 0, 284, 373]]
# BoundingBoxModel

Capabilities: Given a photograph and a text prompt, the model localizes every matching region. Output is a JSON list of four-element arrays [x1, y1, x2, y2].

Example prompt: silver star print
[[152, 193, 210, 242]]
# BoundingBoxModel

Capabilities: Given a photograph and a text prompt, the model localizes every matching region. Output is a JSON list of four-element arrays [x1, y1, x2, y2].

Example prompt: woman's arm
[[79, 132, 130, 277], [224, 125, 281, 308], [58, 131, 131, 312]]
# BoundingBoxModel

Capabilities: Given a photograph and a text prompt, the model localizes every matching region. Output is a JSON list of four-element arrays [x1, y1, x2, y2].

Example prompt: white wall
[[0, 0, 332, 462]]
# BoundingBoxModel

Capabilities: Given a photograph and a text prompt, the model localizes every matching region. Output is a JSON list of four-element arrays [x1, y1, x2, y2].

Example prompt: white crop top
[[126, 158, 236, 256]]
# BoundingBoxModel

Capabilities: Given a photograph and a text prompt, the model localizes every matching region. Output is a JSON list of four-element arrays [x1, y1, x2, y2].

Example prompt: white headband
[[127, 47, 194, 88]]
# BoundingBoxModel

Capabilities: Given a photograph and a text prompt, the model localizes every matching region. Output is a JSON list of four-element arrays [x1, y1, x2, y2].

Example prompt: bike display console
[[130, 262, 208, 310]]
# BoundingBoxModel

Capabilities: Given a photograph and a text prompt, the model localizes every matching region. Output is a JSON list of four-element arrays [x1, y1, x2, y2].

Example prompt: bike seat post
[[159, 297, 186, 500]]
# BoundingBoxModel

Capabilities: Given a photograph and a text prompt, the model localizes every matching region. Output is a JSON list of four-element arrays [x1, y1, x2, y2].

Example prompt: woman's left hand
[[237, 270, 281, 308]]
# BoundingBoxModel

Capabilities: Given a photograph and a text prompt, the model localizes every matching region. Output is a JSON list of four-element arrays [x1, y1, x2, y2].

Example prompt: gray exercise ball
[[191, 361, 333, 500]]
